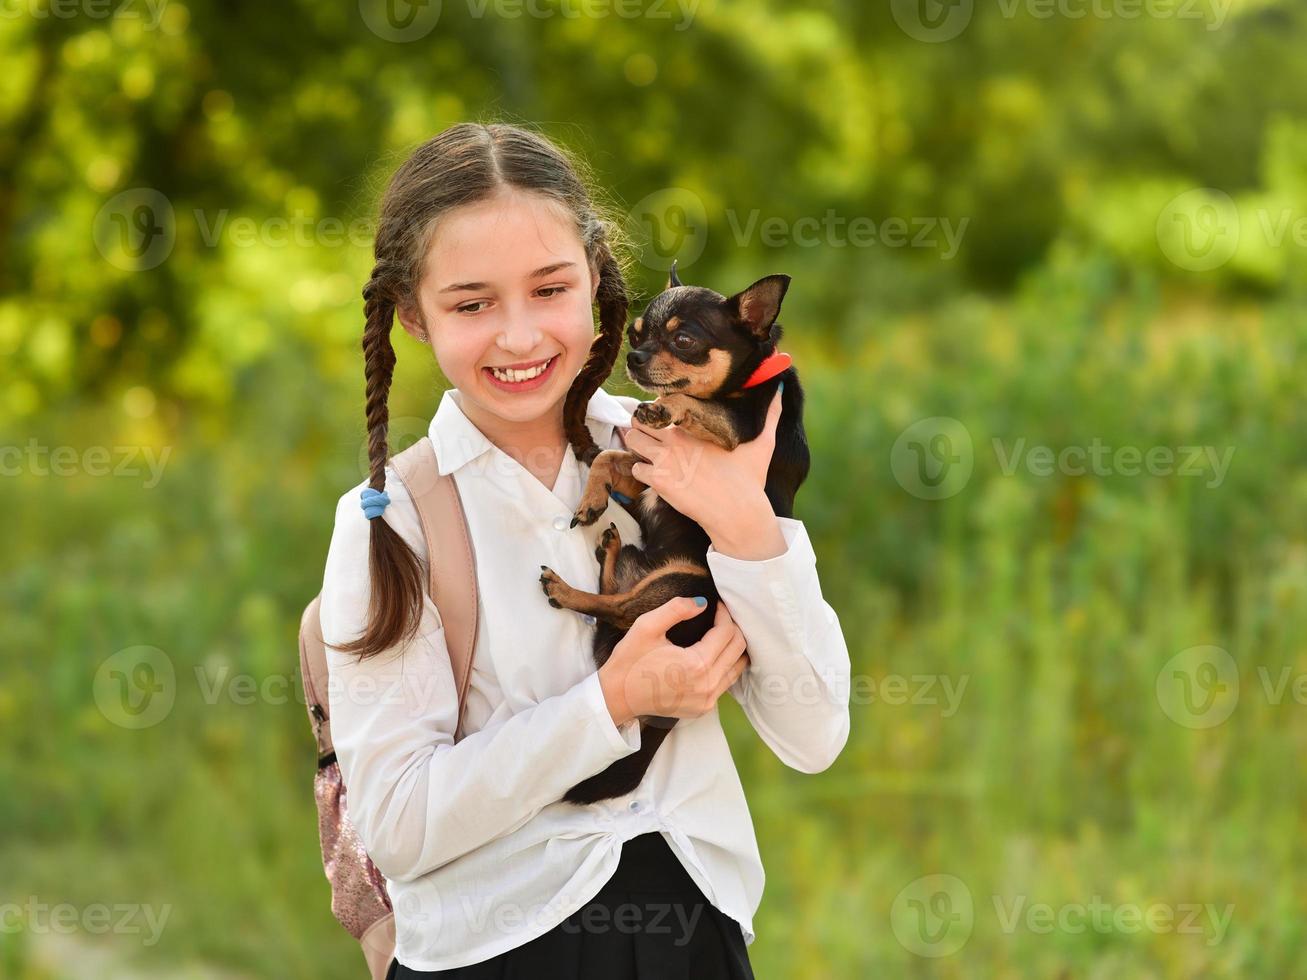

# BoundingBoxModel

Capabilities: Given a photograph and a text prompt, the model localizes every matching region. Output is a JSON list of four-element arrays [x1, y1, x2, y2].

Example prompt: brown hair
[[335, 122, 632, 659]]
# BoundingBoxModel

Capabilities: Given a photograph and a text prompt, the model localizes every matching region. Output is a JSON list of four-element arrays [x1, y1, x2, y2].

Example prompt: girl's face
[[397, 186, 601, 437]]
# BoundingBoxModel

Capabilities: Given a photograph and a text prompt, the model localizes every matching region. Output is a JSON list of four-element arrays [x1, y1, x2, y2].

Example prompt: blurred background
[[4, 0, 1306, 977]]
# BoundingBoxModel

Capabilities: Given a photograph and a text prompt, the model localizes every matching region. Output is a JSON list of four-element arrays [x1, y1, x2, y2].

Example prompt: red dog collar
[[741, 351, 792, 388]]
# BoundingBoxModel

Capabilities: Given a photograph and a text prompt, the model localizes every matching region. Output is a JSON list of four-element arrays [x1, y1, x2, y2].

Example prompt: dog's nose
[[627, 350, 651, 369]]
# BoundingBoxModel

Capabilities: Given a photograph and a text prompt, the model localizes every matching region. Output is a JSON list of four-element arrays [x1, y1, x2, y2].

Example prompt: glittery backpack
[[298, 437, 479, 980]]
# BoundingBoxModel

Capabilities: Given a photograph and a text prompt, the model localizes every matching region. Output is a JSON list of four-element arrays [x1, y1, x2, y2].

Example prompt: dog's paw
[[538, 566, 565, 608], [572, 484, 609, 528], [601, 522, 621, 549], [633, 401, 672, 428], [595, 522, 621, 565]]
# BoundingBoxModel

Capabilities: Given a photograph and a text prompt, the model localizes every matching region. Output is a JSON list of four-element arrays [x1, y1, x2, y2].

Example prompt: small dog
[[540, 262, 810, 804]]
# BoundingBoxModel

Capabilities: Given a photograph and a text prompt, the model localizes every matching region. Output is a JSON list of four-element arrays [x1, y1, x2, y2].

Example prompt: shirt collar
[[427, 385, 634, 477]]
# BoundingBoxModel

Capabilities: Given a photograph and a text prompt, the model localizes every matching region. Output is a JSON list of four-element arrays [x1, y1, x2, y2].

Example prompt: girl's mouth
[[482, 354, 560, 393]]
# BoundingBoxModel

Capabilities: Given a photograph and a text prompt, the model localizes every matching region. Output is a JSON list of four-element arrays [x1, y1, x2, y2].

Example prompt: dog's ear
[[728, 275, 791, 339], [666, 259, 683, 290]]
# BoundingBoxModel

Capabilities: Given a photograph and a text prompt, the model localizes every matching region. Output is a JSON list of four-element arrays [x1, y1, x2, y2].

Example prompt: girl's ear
[[396, 303, 428, 343]]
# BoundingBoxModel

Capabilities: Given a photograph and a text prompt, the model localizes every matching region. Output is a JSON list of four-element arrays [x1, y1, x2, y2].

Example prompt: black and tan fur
[[542, 262, 810, 804]]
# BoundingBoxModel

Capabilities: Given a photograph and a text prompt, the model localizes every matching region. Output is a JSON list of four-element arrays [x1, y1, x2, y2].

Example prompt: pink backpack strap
[[389, 436, 479, 739], [299, 595, 334, 757]]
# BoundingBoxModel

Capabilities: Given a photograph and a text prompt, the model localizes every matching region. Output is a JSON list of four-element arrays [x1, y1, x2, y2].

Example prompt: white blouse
[[319, 384, 851, 971]]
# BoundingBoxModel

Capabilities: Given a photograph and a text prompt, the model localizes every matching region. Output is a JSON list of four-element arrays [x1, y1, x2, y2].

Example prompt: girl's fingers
[[765, 388, 783, 434], [710, 623, 746, 667], [708, 604, 738, 653], [628, 423, 665, 447], [724, 627, 747, 663], [688, 605, 735, 660], [721, 653, 748, 693], [712, 633, 748, 688]]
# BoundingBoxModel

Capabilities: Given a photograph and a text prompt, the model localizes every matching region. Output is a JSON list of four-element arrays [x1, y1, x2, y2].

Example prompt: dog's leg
[[540, 559, 710, 630], [573, 449, 646, 527], [653, 394, 741, 450], [595, 522, 622, 594]]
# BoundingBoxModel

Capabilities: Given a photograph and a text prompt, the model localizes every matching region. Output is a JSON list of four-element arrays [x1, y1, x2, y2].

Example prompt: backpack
[[298, 436, 480, 980]]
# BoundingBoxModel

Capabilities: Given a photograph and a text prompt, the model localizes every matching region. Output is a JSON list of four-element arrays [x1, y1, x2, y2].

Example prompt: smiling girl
[[318, 123, 851, 978]]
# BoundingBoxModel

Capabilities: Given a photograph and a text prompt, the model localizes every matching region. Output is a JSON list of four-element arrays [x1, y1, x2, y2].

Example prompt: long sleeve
[[706, 518, 851, 774], [318, 480, 643, 884]]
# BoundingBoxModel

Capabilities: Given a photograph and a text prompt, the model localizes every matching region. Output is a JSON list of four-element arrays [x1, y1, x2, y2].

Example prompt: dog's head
[[625, 262, 791, 399]]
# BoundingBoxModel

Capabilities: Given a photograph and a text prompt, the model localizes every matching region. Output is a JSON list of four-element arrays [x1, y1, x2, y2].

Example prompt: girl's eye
[[457, 285, 566, 314]]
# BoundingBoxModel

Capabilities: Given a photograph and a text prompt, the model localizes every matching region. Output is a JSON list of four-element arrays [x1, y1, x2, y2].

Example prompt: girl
[[319, 122, 852, 978]]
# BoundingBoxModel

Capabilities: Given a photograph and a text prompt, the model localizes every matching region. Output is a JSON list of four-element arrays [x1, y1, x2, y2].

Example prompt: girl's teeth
[[491, 358, 550, 382]]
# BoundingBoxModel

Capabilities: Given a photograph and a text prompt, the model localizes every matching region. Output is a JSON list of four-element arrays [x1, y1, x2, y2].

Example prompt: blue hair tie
[[360, 487, 391, 520]]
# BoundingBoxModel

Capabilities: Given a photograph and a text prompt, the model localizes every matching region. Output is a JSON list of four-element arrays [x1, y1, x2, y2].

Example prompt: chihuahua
[[539, 261, 810, 804]]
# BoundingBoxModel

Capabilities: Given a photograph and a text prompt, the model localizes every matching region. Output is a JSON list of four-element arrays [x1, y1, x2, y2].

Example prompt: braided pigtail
[[334, 266, 426, 659], [563, 221, 629, 467]]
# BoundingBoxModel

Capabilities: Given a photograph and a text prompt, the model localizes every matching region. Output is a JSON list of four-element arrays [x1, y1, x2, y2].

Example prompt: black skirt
[[387, 831, 755, 979]]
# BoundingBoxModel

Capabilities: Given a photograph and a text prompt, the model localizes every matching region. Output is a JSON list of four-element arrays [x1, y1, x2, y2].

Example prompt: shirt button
[[629, 800, 642, 812], [582, 614, 596, 626], [552, 514, 570, 531]]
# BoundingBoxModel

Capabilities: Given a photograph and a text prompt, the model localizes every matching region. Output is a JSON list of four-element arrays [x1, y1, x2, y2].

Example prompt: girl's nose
[[498, 314, 542, 353]]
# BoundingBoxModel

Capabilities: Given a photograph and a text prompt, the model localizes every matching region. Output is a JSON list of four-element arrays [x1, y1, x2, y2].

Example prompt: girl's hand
[[599, 597, 749, 727], [622, 388, 785, 559]]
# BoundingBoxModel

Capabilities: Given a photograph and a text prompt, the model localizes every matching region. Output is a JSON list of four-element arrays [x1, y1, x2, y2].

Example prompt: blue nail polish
[[693, 596, 707, 607], [778, 381, 785, 393], [609, 490, 634, 505]]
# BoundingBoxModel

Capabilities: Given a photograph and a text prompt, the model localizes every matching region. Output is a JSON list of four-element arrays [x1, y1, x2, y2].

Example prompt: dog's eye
[[671, 333, 695, 351]]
